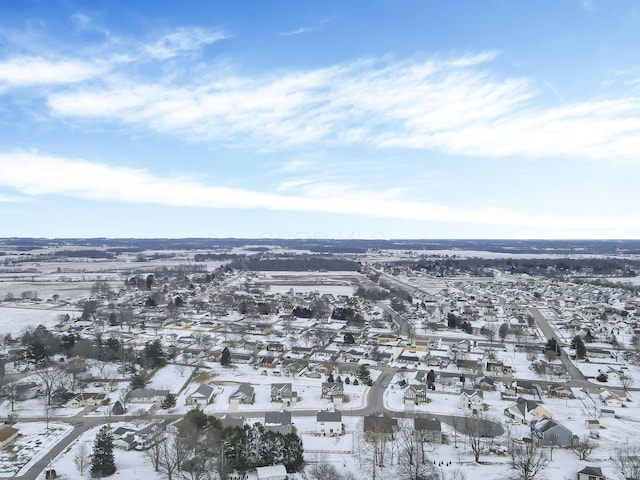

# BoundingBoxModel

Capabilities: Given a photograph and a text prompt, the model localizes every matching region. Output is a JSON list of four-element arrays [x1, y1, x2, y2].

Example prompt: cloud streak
[[142, 27, 228, 59], [38, 49, 640, 162], [0, 151, 638, 236]]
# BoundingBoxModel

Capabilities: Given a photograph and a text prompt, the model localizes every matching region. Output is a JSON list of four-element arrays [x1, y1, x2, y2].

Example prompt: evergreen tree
[[356, 364, 372, 384], [143, 340, 165, 369], [545, 338, 561, 355], [327, 373, 334, 383], [572, 335, 587, 359], [283, 432, 305, 472], [91, 426, 116, 477], [221, 347, 231, 367], [499, 323, 509, 342], [160, 393, 176, 409]]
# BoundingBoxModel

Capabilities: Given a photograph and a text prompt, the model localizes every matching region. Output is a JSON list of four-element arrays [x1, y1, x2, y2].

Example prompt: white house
[[316, 410, 342, 437], [459, 389, 484, 415]]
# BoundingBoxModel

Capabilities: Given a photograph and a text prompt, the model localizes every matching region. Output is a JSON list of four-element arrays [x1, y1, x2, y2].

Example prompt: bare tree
[[74, 441, 91, 475], [620, 372, 635, 392], [66, 356, 86, 390], [614, 442, 640, 480], [144, 429, 165, 472], [511, 440, 548, 480], [462, 414, 484, 462], [7, 412, 19, 425], [44, 405, 54, 429], [157, 433, 184, 480], [397, 420, 439, 480], [308, 455, 356, 480], [35, 367, 62, 405], [2, 384, 19, 411], [571, 435, 596, 461]]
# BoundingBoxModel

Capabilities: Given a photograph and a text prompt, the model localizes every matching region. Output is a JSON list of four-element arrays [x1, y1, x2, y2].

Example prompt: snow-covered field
[[0, 304, 81, 337]]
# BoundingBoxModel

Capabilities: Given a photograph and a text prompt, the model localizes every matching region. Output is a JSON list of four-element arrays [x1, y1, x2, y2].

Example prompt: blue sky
[[0, 0, 639, 239]]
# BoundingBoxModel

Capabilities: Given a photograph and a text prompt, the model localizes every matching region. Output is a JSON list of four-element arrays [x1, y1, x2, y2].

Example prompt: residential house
[[364, 415, 398, 441], [476, 377, 496, 391], [599, 390, 624, 407], [126, 389, 170, 405], [113, 433, 136, 450], [70, 392, 108, 408], [549, 386, 575, 399], [229, 383, 255, 406], [414, 417, 442, 444], [134, 422, 164, 450], [486, 361, 513, 375], [459, 389, 484, 416], [255, 464, 287, 480], [576, 466, 605, 480], [532, 417, 573, 446], [316, 410, 343, 437], [220, 414, 245, 430], [271, 383, 297, 405], [258, 355, 279, 369], [503, 397, 553, 425], [230, 352, 254, 364], [186, 384, 215, 408], [404, 384, 428, 405], [0, 426, 19, 450], [264, 411, 292, 435], [321, 382, 344, 400]]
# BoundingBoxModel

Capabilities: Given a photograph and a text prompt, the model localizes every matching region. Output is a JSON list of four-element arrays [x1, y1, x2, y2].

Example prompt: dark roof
[[220, 414, 245, 430], [317, 411, 342, 422], [577, 466, 603, 476], [414, 417, 441, 432], [265, 411, 292, 426], [364, 415, 397, 434]]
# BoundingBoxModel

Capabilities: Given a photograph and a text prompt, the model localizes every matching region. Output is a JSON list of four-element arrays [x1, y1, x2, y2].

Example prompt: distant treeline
[[53, 250, 115, 259], [402, 257, 640, 278], [194, 253, 244, 262], [3, 237, 640, 255], [226, 256, 361, 272]]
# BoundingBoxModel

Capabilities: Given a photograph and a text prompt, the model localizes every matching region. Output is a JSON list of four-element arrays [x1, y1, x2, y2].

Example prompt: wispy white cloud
[[0, 57, 105, 87], [0, 151, 638, 236], [279, 27, 314, 37], [142, 27, 228, 59], [279, 159, 318, 172], [41, 50, 640, 162], [70, 13, 93, 31], [581, 0, 596, 13], [279, 17, 332, 36], [1, 31, 640, 163]]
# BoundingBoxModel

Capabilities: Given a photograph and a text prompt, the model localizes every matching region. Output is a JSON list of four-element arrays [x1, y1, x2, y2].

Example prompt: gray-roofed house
[[576, 466, 605, 480], [414, 417, 442, 444], [364, 415, 398, 441], [264, 411, 292, 435], [532, 417, 573, 447], [271, 383, 297, 404], [220, 414, 245, 430], [229, 383, 255, 407], [126, 389, 170, 405], [404, 384, 428, 405], [321, 382, 344, 399], [186, 384, 215, 408], [316, 410, 343, 437]]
